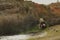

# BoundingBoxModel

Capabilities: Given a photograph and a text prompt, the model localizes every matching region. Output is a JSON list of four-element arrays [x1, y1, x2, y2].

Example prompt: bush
[[0, 14, 38, 35]]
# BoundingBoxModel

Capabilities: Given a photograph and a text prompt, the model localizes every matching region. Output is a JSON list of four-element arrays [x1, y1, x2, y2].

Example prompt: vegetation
[[0, 0, 60, 35], [28, 25, 60, 40]]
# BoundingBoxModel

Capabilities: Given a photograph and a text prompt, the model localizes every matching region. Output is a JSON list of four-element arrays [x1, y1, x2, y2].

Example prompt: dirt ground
[[29, 25, 60, 40]]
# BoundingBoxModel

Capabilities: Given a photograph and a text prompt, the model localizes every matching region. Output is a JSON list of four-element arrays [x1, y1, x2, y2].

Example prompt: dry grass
[[29, 25, 60, 40]]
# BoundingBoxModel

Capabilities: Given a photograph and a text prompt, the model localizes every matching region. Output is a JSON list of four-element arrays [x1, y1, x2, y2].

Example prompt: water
[[0, 32, 47, 40], [0, 35, 30, 40]]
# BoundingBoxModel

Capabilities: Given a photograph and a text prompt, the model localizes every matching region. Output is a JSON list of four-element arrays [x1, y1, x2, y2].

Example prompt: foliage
[[0, 0, 60, 35]]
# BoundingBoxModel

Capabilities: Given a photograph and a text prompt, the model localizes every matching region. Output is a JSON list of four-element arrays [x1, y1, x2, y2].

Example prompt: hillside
[[0, 0, 60, 35], [49, 2, 60, 15], [34, 2, 60, 26]]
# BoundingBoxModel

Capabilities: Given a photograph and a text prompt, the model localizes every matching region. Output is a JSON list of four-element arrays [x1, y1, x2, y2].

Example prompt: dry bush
[[0, 14, 38, 35]]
